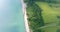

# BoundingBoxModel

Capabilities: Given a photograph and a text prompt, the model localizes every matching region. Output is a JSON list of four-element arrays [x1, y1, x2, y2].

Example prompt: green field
[[35, 2, 60, 32], [24, 0, 60, 32]]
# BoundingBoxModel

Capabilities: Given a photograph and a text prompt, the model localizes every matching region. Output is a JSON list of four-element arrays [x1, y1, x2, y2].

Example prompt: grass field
[[24, 0, 60, 32], [35, 2, 60, 32]]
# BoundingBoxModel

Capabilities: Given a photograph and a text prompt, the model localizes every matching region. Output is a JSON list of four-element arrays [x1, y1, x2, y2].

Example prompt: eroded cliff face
[[24, 0, 60, 32]]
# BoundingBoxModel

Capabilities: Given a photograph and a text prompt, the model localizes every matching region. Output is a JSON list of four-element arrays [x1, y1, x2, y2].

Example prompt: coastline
[[21, 0, 30, 32]]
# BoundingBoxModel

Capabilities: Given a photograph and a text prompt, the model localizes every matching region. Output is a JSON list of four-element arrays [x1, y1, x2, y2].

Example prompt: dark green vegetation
[[24, 0, 45, 32], [24, 0, 60, 32]]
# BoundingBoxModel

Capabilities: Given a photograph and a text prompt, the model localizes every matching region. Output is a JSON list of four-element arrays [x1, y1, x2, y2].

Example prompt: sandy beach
[[21, 0, 30, 32]]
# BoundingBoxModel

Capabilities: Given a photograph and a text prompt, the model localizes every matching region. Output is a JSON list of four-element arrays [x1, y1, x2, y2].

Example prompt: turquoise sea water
[[0, 0, 25, 32]]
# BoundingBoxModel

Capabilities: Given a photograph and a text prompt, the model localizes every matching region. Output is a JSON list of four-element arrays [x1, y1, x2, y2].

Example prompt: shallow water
[[0, 0, 25, 32]]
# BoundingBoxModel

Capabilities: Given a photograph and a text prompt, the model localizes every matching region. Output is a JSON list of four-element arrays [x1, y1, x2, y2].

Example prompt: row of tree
[[24, 0, 45, 32]]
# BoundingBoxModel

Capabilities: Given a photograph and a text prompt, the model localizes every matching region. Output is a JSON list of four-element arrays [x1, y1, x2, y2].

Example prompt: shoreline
[[21, 0, 30, 32]]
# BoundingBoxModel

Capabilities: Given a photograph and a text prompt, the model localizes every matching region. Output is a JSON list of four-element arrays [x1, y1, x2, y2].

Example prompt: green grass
[[24, 0, 60, 32], [35, 2, 60, 32]]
